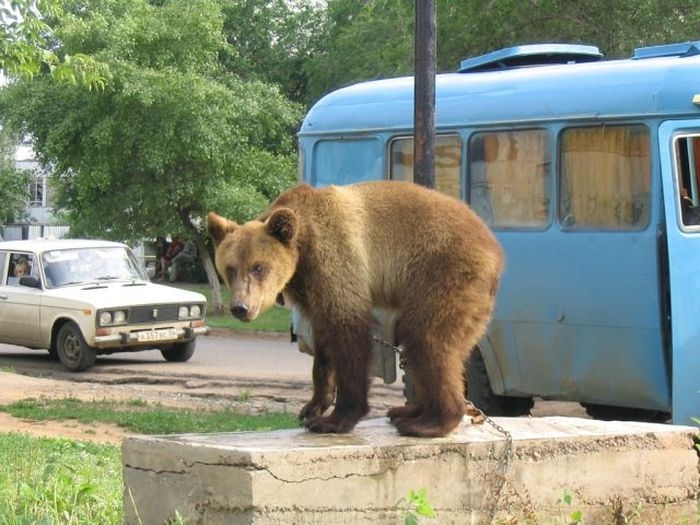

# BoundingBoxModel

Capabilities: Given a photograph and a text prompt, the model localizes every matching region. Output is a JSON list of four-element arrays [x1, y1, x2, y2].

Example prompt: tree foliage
[[304, 0, 700, 104], [1, 0, 303, 311], [218, 0, 324, 104], [0, 130, 30, 226], [1, 0, 106, 88]]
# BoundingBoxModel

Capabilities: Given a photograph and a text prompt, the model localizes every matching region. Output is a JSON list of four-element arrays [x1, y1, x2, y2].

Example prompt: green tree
[[305, 0, 700, 104], [0, 130, 30, 226], [1, 0, 303, 311], [1, 0, 106, 88], [218, 0, 324, 104]]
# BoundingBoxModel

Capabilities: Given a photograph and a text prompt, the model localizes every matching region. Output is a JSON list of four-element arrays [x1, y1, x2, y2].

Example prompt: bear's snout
[[230, 304, 250, 322]]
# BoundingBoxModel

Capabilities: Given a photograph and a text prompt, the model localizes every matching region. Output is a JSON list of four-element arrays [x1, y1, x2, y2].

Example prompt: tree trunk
[[200, 241, 224, 314], [178, 206, 224, 314]]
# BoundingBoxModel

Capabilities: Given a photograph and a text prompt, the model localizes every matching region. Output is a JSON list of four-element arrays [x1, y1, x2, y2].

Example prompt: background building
[[2, 138, 69, 240]]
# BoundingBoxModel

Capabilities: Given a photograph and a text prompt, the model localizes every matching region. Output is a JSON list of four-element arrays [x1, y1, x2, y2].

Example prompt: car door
[[0, 252, 42, 347]]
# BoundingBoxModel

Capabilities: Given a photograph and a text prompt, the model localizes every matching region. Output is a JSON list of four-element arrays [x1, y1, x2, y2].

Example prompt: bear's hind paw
[[393, 414, 463, 438], [387, 404, 421, 423]]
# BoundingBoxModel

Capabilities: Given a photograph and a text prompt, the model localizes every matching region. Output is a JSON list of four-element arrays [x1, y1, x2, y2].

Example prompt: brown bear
[[207, 181, 503, 437]]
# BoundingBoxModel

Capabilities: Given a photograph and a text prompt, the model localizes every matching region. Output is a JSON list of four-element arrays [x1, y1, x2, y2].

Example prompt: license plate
[[136, 328, 178, 342]]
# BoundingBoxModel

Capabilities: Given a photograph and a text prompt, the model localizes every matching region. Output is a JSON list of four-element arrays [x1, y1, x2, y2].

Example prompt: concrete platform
[[122, 416, 699, 524]]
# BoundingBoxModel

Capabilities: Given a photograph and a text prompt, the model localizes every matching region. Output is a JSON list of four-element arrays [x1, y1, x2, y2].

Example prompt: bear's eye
[[251, 263, 266, 280], [226, 266, 237, 281]]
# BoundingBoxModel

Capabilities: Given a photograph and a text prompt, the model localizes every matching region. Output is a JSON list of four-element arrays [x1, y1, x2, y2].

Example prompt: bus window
[[312, 138, 383, 187], [674, 135, 700, 227], [468, 129, 550, 228], [389, 134, 462, 199], [559, 125, 650, 230]]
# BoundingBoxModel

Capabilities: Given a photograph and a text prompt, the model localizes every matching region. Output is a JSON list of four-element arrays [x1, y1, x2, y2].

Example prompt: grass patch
[[0, 396, 298, 435], [0, 433, 122, 524], [169, 282, 291, 333], [0, 396, 299, 524]]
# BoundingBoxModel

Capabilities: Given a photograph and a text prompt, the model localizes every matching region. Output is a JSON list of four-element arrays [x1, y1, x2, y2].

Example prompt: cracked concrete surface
[[123, 416, 700, 525]]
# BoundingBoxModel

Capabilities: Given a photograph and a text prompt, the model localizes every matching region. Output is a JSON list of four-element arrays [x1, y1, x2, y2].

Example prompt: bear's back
[[309, 181, 504, 305]]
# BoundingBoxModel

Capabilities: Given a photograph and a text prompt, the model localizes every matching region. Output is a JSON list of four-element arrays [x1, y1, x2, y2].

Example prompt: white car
[[0, 239, 209, 371]]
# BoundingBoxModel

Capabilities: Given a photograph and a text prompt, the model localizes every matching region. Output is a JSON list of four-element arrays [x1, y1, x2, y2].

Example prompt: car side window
[[7, 253, 36, 286]]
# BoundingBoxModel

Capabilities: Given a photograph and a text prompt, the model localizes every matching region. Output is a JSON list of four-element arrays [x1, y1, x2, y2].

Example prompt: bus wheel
[[465, 347, 533, 417], [581, 403, 670, 423]]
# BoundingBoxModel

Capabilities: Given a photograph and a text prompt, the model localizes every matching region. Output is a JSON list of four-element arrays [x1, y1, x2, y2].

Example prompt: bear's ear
[[207, 212, 239, 246], [266, 208, 298, 245]]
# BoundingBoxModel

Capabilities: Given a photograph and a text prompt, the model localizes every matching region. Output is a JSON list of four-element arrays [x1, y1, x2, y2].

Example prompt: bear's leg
[[390, 272, 498, 437], [393, 336, 467, 437], [304, 318, 372, 434], [299, 347, 336, 423], [387, 369, 426, 422]]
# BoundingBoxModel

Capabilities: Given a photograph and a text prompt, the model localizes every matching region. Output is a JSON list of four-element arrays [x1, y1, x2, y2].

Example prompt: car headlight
[[99, 311, 113, 326], [178, 304, 203, 320], [98, 309, 128, 326]]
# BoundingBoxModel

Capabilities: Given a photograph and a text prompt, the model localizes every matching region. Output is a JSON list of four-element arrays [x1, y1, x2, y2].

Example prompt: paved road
[[0, 331, 407, 420], [0, 331, 313, 380], [0, 331, 588, 419]]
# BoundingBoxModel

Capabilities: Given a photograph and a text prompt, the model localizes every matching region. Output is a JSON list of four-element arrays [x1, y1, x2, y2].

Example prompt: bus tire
[[581, 403, 670, 423], [465, 346, 533, 417]]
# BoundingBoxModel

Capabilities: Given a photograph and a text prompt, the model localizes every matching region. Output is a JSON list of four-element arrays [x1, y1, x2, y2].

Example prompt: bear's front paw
[[298, 401, 328, 424], [304, 415, 356, 434]]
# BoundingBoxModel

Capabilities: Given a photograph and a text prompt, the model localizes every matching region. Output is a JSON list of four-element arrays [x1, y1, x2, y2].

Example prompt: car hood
[[42, 281, 207, 309]]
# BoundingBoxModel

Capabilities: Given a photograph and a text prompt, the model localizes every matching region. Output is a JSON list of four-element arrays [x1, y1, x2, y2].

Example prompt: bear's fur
[[207, 181, 503, 437]]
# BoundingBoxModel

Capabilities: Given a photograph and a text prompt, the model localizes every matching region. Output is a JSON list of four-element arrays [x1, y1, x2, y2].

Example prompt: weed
[[398, 488, 436, 525], [236, 390, 251, 402], [556, 489, 583, 524]]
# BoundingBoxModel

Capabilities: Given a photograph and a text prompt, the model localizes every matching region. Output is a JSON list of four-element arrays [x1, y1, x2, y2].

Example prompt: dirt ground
[[0, 370, 407, 445], [0, 372, 141, 444]]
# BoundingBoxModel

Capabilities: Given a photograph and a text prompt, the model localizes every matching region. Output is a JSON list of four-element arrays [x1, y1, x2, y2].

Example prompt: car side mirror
[[19, 276, 42, 289]]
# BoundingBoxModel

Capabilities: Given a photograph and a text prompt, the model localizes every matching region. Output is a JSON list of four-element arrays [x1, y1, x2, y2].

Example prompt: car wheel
[[160, 339, 196, 362], [465, 346, 534, 417], [55, 322, 96, 372]]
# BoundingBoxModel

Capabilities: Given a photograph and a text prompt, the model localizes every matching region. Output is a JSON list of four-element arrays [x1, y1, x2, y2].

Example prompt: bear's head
[[207, 209, 299, 322]]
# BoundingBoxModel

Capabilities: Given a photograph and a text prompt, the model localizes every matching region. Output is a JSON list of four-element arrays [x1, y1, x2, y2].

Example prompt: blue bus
[[292, 41, 700, 425]]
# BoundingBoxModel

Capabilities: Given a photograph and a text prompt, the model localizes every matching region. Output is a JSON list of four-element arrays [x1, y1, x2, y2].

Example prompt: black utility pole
[[413, 0, 436, 189]]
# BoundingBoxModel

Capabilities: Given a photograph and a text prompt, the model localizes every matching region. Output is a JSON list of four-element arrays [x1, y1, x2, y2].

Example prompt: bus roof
[[299, 42, 700, 136]]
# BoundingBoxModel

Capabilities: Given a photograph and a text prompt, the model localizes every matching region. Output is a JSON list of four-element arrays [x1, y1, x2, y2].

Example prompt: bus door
[[659, 120, 700, 425], [469, 126, 669, 412]]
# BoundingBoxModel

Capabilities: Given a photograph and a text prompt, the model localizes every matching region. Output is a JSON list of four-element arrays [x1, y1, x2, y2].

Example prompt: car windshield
[[41, 246, 148, 288]]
